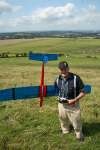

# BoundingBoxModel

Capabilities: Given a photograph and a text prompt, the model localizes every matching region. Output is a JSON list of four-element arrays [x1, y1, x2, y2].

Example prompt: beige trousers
[[58, 102, 83, 138]]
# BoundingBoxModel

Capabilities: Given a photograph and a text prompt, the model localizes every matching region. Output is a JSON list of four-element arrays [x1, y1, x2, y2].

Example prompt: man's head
[[58, 61, 69, 77]]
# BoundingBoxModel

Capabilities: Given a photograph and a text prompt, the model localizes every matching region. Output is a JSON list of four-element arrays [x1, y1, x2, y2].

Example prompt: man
[[55, 61, 86, 141]]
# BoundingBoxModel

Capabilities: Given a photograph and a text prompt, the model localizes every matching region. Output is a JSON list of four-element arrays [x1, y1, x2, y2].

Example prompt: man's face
[[60, 67, 69, 77]]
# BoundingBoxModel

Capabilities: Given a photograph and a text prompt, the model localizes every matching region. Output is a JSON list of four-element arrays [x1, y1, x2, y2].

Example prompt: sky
[[0, 0, 100, 32]]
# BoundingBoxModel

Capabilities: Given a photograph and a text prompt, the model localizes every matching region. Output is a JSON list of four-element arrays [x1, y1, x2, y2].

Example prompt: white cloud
[[0, 0, 22, 14], [0, 19, 16, 28], [33, 3, 75, 21], [15, 3, 76, 27], [83, 5, 100, 24], [17, 3, 100, 30], [71, 4, 100, 30], [0, 3, 100, 32]]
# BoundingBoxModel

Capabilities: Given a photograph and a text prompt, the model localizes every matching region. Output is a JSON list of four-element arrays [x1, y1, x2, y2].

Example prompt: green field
[[0, 38, 100, 150]]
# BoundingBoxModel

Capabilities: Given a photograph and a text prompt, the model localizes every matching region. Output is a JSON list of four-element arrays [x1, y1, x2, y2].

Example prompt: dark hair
[[58, 61, 69, 70]]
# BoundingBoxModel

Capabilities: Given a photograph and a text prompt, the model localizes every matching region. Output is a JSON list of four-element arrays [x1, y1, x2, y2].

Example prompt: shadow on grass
[[83, 122, 100, 137]]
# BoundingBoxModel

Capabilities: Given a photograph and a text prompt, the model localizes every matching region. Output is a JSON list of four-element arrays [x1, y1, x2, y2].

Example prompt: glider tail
[[39, 63, 46, 107]]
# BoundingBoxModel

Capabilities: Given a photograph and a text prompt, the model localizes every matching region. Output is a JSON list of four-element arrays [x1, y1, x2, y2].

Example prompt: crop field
[[0, 38, 100, 150]]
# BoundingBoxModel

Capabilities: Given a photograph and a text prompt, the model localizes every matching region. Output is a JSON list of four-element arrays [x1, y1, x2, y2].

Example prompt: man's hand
[[67, 99, 76, 105]]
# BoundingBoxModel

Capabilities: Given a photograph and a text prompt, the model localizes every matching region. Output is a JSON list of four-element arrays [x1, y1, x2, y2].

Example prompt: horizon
[[0, 30, 100, 34]]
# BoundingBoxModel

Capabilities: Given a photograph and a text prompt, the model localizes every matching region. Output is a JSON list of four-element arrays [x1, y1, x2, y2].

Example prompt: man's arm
[[68, 92, 85, 105], [75, 92, 85, 102], [68, 75, 85, 105]]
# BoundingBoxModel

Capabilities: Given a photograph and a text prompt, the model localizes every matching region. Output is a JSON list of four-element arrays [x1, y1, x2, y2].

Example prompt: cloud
[[70, 4, 100, 30], [82, 5, 100, 24], [0, 3, 100, 32], [0, 0, 22, 14], [16, 3, 100, 30], [15, 3, 76, 27], [0, 19, 16, 28], [33, 3, 75, 22]]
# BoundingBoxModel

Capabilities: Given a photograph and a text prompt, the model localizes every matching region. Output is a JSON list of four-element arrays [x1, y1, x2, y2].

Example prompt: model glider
[[0, 52, 91, 107]]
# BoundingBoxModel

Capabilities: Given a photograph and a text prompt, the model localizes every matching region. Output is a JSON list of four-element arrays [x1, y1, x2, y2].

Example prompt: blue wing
[[0, 86, 39, 101], [0, 85, 91, 102], [84, 85, 92, 94], [0, 85, 58, 101]]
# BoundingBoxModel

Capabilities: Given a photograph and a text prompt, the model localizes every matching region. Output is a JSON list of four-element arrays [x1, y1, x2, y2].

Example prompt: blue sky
[[0, 0, 100, 32]]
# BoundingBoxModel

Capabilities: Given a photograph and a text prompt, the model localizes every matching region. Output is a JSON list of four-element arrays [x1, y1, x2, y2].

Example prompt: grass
[[0, 38, 100, 150]]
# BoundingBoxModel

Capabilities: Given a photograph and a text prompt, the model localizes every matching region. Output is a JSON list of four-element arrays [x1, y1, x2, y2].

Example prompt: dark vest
[[56, 73, 77, 100]]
